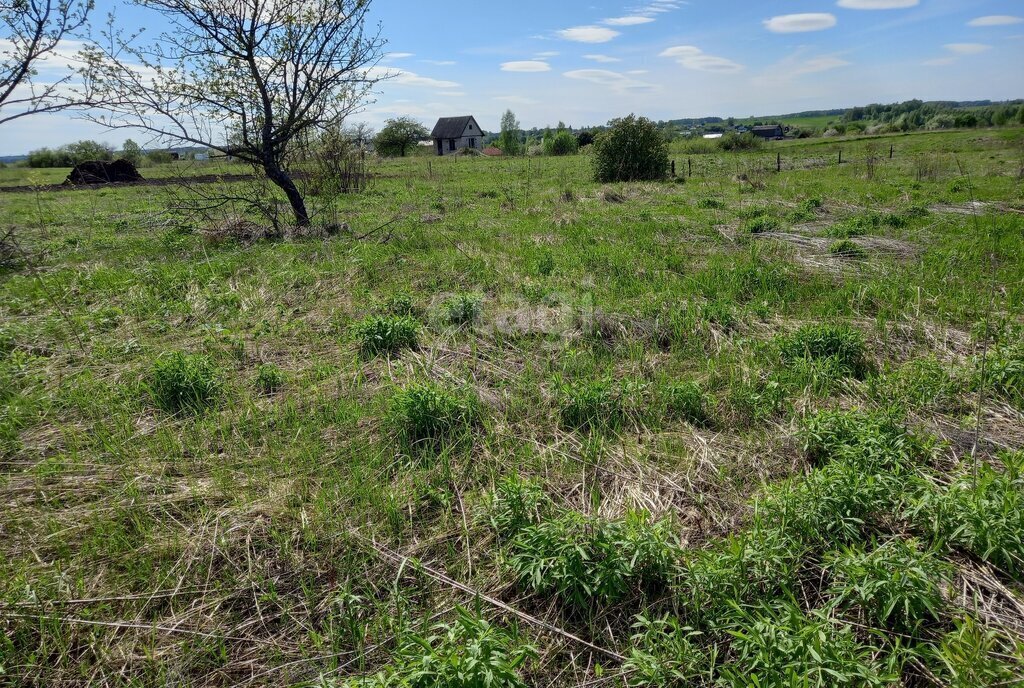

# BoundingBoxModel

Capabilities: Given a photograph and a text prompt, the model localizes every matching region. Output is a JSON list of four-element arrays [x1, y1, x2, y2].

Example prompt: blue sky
[[3, 0, 1023, 154]]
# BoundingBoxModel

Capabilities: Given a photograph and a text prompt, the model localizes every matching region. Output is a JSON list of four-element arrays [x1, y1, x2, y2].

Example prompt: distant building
[[430, 116, 483, 156], [703, 133, 724, 140], [753, 124, 785, 140]]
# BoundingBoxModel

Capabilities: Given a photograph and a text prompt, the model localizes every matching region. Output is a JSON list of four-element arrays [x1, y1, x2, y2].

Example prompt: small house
[[753, 125, 785, 140], [430, 116, 483, 156]]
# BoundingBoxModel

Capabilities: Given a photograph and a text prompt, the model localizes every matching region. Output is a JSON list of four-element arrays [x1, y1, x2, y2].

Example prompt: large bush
[[592, 114, 668, 183], [544, 130, 579, 156]]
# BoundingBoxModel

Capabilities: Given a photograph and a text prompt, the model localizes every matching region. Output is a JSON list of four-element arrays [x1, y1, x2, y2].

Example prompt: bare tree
[[80, 0, 384, 226], [0, 0, 92, 125]]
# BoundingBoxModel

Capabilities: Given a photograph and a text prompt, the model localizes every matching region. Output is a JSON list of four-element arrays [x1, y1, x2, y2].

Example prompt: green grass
[[2, 128, 1023, 686]]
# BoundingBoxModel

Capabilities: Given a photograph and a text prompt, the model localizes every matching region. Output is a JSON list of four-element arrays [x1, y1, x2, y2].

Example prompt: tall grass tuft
[[147, 352, 222, 413]]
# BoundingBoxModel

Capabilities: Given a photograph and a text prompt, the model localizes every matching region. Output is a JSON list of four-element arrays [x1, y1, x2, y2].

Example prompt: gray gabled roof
[[431, 116, 479, 139], [753, 124, 783, 131]]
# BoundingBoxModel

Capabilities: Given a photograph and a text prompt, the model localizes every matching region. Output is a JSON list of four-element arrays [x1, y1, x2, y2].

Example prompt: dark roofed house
[[431, 116, 483, 156], [753, 124, 785, 140]]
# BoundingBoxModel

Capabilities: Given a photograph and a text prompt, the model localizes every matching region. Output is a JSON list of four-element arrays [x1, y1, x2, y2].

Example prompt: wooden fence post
[[671, 160, 676, 177], [889, 145, 894, 159], [688, 158, 692, 177], [777, 152, 781, 173], [838, 149, 843, 165]]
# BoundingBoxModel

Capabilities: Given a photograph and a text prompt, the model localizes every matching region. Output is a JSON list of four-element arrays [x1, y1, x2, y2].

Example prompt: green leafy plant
[[912, 451, 1024, 579], [443, 294, 483, 327], [827, 538, 950, 632], [349, 607, 535, 688], [779, 323, 869, 379], [975, 342, 1023, 407], [557, 377, 646, 432], [742, 215, 780, 235], [625, 614, 718, 687], [829, 239, 867, 259], [659, 381, 711, 427], [352, 315, 419, 356], [507, 511, 680, 611], [924, 616, 1023, 688], [486, 476, 551, 538], [718, 600, 897, 688], [148, 352, 222, 413], [592, 114, 668, 183], [388, 382, 481, 452], [254, 363, 285, 394]]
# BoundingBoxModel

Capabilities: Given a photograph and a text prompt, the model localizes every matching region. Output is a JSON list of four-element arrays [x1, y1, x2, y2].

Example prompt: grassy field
[[2, 128, 1024, 686]]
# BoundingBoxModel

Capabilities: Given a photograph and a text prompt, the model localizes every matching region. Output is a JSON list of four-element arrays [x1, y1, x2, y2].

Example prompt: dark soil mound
[[65, 159, 144, 185]]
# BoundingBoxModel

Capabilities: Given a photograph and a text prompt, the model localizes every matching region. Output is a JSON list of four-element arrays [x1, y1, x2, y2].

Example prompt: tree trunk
[[264, 162, 310, 227]]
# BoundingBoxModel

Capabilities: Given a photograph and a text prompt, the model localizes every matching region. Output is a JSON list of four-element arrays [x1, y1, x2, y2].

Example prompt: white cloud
[[436, 92, 466, 97], [837, 0, 918, 8], [603, 16, 655, 26], [659, 45, 703, 58], [557, 26, 621, 43], [563, 69, 656, 92], [790, 55, 851, 74], [371, 66, 460, 89], [945, 43, 992, 54], [660, 45, 744, 73], [764, 13, 837, 33], [583, 54, 621, 63], [534, 51, 560, 58], [421, 59, 456, 66], [386, 52, 415, 59], [968, 16, 1023, 27], [501, 60, 551, 72]]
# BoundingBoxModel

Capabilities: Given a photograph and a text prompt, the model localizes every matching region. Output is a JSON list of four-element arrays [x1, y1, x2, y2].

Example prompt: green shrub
[[356, 607, 535, 688], [535, 250, 555, 277], [912, 451, 1024, 579], [718, 600, 897, 688], [682, 524, 803, 621], [697, 197, 725, 210], [254, 363, 285, 394], [486, 476, 551, 538], [558, 378, 646, 432], [592, 114, 668, 183], [388, 383, 481, 452], [722, 376, 788, 426], [382, 292, 417, 317], [875, 357, 961, 412], [625, 615, 717, 686], [799, 409, 929, 472], [924, 616, 1023, 688], [779, 324, 868, 379], [352, 315, 419, 356], [659, 381, 710, 427], [507, 511, 680, 611], [975, 342, 1023, 407], [827, 539, 950, 631], [148, 352, 221, 413], [742, 215, 780, 234], [717, 132, 763, 151], [829, 239, 867, 259], [758, 460, 911, 548], [545, 130, 579, 156], [443, 294, 482, 326]]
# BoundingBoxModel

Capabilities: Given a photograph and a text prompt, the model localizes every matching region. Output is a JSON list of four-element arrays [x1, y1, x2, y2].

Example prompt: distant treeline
[[841, 99, 1024, 132], [24, 139, 176, 168]]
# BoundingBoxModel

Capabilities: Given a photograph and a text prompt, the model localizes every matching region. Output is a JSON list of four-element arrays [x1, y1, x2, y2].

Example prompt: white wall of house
[[434, 119, 482, 155]]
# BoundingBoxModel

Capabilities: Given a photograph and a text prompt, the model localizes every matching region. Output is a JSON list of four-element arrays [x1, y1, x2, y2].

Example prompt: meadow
[[1, 127, 1023, 686]]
